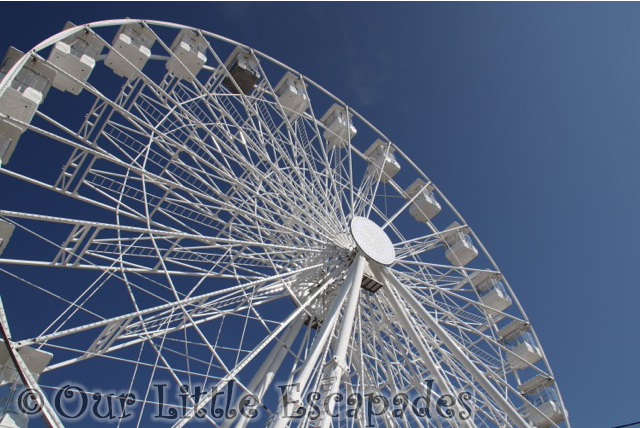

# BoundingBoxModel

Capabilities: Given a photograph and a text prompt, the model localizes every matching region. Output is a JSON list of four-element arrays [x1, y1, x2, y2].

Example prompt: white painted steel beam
[[269, 253, 366, 428], [382, 267, 531, 428]]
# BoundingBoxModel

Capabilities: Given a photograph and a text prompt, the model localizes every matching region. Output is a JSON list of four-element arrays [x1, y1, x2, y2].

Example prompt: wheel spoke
[[0, 19, 569, 428]]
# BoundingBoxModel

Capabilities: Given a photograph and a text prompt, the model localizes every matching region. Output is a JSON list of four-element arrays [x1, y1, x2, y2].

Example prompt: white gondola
[[222, 47, 261, 95], [498, 320, 543, 369], [0, 121, 21, 167], [364, 139, 400, 182], [165, 29, 207, 80], [470, 270, 512, 316], [48, 22, 104, 95], [320, 103, 357, 149], [0, 339, 53, 428], [274, 71, 309, 119], [0, 339, 53, 383], [519, 375, 566, 428], [0, 382, 27, 428], [105, 23, 156, 78], [406, 178, 441, 222], [0, 48, 55, 165], [443, 221, 478, 266], [0, 48, 55, 123], [0, 220, 14, 255]]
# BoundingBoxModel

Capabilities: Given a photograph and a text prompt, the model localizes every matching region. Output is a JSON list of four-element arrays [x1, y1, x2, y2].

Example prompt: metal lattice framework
[[0, 19, 569, 428]]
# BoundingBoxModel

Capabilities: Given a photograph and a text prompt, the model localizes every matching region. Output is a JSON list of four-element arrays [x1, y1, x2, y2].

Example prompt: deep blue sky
[[2, 2, 639, 427]]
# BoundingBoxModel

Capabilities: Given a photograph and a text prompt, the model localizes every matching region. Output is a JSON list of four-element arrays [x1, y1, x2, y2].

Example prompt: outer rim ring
[[0, 18, 570, 427]]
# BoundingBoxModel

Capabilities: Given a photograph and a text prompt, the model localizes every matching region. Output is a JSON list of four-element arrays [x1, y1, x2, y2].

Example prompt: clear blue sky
[[2, 2, 639, 427]]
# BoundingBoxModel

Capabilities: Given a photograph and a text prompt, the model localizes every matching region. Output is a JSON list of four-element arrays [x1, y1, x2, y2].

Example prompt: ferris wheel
[[0, 19, 569, 428]]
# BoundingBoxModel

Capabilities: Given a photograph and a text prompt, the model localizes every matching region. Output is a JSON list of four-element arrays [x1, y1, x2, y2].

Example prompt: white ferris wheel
[[0, 19, 569, 428]]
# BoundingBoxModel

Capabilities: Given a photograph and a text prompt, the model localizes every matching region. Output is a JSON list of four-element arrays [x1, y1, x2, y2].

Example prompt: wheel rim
[[0, 19, 569, 428]]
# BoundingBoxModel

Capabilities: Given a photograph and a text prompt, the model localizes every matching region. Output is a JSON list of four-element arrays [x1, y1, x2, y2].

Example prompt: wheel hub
[[350, 216, 396, 266]]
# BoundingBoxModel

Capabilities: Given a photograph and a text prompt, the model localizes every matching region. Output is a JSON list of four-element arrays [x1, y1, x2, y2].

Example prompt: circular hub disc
[[350, 216, 396, 266]]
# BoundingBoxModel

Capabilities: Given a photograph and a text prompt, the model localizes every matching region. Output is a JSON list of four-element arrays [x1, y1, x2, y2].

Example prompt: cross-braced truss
[[0, 19, 569, 428]]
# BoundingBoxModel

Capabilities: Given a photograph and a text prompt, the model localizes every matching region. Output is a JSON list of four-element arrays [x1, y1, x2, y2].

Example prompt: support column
[[380, 283, 474, 428], [319, 254, 365, 428], [222, 316, 304, 428], [269, 254, 366, 428], [0, 296, 64, 428], [347, 346, 397, 428], [382, 267, 531, 428]]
